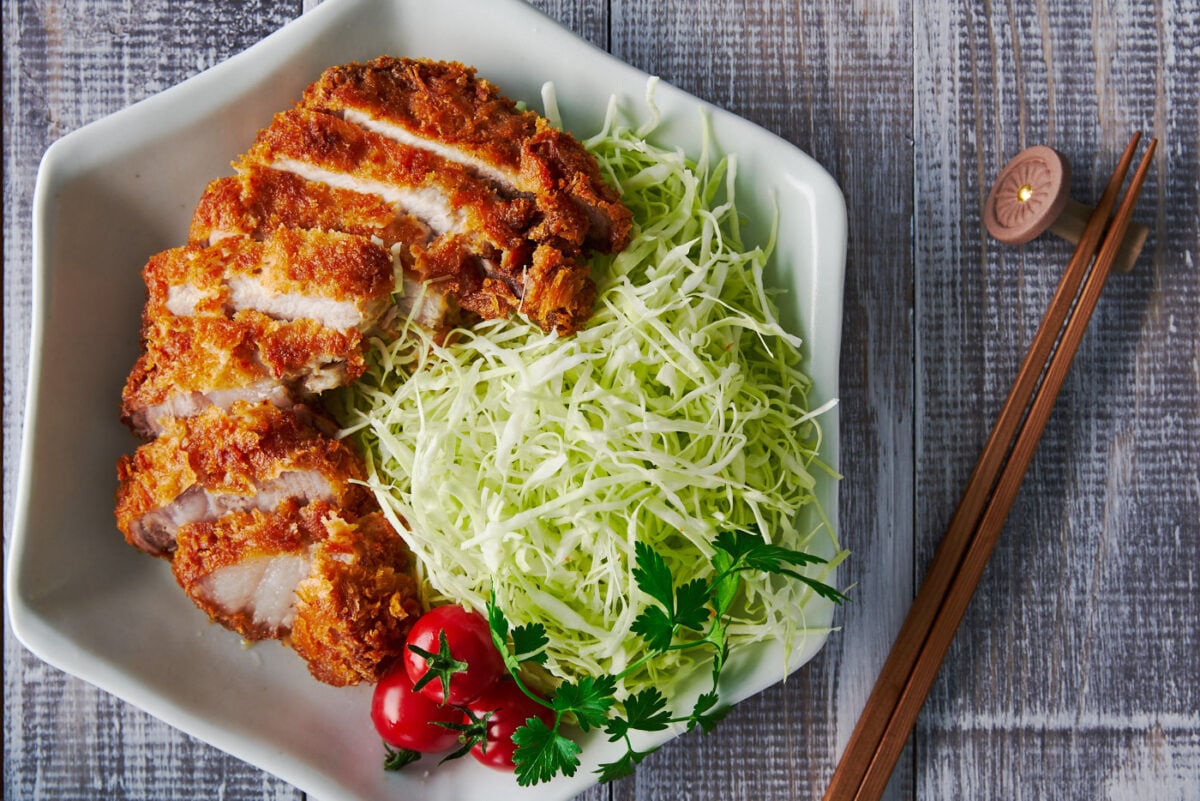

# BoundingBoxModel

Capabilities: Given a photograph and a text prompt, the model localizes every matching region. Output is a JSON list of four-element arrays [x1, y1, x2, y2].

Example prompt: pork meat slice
[[172, 500, 420, 685], [143, 228, 395, 333], [122, 310, 364, 438], [237, 107, 535, 263], [172, 498, 321, 641], [189, 166, 460, 331], [189, 166, 429, 249], [115, 402, 371, 557], [302, 57, 633, 254]]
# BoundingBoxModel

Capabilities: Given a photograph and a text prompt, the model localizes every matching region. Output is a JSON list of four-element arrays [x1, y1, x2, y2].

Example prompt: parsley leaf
[[715, 528, 824, 570], [674, 578, 711, 631], [789, 572, 850, 603], [632, 555, 710, 650], [512, 717, 582, 786], [713, 528, 848, 604], [596, 747, 654, 783], [553, 675, 617, 731], [631, 604, 675, 651], [596, 751, 640, 783], [510, 622, 549, 664], [632, 541, 676, 612], [690, 702, 732, 734], [606, 687, 671, 740], [691, 690, 719, 716]]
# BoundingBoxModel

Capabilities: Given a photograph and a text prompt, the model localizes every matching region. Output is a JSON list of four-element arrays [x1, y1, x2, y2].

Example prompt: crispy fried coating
[[239, 108, 535, 259], [189, 167, 427, 249], [518, 245, 599, 335], [188, 166, 492, 332], [303, 57, 633, 253], [172, 499, 319, 640], [173, 501, 420, 685], [121, 311, 364, 438], [115, 402, 371, 557], [290, 510, 422, 686], [143, 228, 395, 331]]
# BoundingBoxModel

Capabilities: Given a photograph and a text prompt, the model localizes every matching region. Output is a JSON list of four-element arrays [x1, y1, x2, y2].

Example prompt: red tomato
[[467, 680, 555, 771], [371, 663, 464, 753], [404, 605, 505, 706]]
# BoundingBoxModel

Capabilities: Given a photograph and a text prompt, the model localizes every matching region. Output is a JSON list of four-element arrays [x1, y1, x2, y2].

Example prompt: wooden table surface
[[4, 1, 1198, 799]]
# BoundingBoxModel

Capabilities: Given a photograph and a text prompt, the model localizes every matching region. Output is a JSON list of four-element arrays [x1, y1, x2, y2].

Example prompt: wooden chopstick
[[823, 133, 1156, 801]]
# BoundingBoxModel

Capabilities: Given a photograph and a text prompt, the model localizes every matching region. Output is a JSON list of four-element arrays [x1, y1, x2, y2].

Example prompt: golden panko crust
[[290, 510, 422, 686], [115, 401, 371, 553]]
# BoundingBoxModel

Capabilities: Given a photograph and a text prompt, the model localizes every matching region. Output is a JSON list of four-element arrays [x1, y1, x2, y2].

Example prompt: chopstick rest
[[983, 145, 1150, 272]]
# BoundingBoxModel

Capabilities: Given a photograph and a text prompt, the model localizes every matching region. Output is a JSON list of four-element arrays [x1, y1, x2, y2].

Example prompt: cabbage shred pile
[[336, 96, 837, 698]]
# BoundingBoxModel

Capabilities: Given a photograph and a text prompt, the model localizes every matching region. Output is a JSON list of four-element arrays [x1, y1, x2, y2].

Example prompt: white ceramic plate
[[7, 0, 846, 798]]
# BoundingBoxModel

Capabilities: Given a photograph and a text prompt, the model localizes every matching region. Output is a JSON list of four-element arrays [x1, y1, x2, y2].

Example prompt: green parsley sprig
[[486, 528, 846, 786]]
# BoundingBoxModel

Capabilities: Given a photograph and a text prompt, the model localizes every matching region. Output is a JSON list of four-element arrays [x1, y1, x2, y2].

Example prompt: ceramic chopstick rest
[[983, 145, 1149, 272]]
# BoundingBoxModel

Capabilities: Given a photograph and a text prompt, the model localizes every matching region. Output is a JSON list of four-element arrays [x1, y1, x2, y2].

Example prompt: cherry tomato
[[404, 605, 505, 706], [467, 680, 555, 771], [371, 663, 464, 753]]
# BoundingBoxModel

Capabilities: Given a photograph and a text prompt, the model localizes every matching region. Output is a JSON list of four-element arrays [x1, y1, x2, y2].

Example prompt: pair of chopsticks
[[823, 132, 1158, 801]]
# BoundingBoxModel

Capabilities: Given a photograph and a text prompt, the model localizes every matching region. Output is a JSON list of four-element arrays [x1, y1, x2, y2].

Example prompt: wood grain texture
[[4, 0, 1199, 800], [912, 2, 1200, 801]]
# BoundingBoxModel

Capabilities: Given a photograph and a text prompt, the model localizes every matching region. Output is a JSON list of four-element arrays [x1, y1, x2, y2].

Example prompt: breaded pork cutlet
[[172, 499, 319, 642], [143, 227, 396, 333], [121, 311, 365, 438], [303, 57, 633, 254], [248, 103, 597, 335], [185, 57, 630, 336], [124, 226, 395, 438], [114, 57, 633, 687], [190, 166, 429, 249], [115, 402, 371, 557], [172, 500, 420, 685], [238, 107, 533, 263], [190, 166, 476, 331], [290, 509, 424, 686]]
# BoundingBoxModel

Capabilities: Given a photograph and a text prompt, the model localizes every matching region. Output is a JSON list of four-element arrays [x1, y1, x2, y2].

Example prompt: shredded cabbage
[[334, 93, 839, 697]]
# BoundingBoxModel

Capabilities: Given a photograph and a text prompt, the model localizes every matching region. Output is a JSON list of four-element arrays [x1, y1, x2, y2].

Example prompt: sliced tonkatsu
[[172, 500, 421, 685], [303, 57, 633, 253], [190, 166, 429, 249], [121, 311, 364, 438], [289, 509, 424, 686], [190, 166, 473, 332], [115, 402, 371, 557], [238, 107, 533, 258], [143, 227, 396, 333]]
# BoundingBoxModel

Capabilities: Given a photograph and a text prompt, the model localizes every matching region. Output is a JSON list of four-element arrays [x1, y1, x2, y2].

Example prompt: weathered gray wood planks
[[4, 1, 1197, 800], [912, 1, 1200, 798]]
